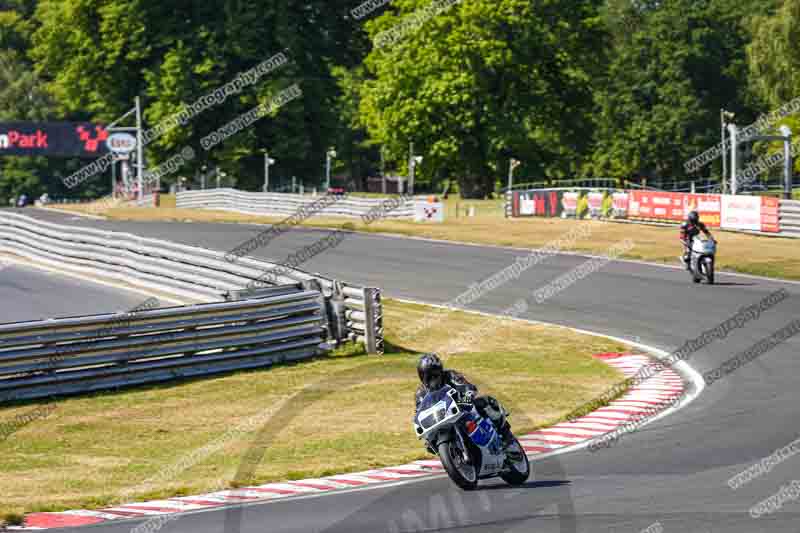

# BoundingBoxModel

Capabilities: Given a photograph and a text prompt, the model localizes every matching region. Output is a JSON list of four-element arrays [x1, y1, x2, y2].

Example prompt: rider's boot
[[498, 420, 523, 460]]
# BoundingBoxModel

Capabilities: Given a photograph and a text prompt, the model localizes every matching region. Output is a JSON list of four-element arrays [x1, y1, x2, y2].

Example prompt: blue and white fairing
[[414, 385, 505, 477]]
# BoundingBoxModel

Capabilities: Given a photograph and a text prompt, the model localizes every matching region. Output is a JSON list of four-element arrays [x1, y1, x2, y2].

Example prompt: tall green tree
[[748, 0, 799, 106], [358, 0, 607, 198], [591, 0, 767, 184], [31, 0, 370, 192], [746, 0, 800, 177]]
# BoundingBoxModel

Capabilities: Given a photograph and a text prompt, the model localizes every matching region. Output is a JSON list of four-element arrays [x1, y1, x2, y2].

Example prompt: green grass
[[53, 193, 800, 281], [0, 299, 626, 518]]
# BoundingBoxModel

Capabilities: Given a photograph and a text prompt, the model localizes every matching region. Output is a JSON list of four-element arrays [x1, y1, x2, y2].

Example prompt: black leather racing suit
[[414, 370, 510, 438], [680, 221, 712, 268]]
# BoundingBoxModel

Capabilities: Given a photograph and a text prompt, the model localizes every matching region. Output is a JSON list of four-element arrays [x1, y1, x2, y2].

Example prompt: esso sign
[[106, 132, 137, 154]]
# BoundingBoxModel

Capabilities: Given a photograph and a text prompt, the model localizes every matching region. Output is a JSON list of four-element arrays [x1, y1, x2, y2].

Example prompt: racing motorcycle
[[414, 385, 530, 490], [688, 237, 716, 285]]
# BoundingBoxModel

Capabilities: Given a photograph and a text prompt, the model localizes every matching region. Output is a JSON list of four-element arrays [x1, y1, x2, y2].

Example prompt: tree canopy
[[0, 0, 794, 200]]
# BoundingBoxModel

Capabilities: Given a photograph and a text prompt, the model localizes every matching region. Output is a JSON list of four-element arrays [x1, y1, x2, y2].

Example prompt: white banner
[[520, 197, 535, 215], [414, 201, 445, 223], [721, 195, 761, 231]]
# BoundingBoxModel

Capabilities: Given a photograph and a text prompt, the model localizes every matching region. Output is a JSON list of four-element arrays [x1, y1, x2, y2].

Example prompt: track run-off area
[[3, 207, 800, 533]]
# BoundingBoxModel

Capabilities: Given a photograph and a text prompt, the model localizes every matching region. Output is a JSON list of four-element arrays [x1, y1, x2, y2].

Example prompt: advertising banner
[[0, 122, 110, 158], [628, 191, 685, 221], [587, 191, 605, 218], [512, 190, 561, 217], [628, 191, 721, 227], [684, 193, 722, 228], [721, 195, 779, 233], [612, 192, 629, 218], [414, 201, 444, 223], [561, 192, 580, 218], [760, 196, 780, 233], [721, 195, 761, 231]]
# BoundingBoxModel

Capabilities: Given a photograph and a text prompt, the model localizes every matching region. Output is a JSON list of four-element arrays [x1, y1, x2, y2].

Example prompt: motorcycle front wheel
[[500, 436, 530, 486], [439, 440, 479, 490], [704, 257, 715, 284]]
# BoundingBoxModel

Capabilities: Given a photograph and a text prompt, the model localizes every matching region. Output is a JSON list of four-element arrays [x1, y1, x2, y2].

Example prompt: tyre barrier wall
[[507, 188, 799, 237], [0, 291, 326, 403], [176, 188, 415, 219], [0, 212, 383, 357]]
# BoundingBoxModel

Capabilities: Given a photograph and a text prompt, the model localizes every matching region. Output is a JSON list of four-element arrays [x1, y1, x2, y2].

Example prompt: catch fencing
[[176, 188, 415, 220]]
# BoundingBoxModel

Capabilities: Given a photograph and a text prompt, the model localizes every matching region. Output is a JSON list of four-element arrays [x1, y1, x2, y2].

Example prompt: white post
[[410, 159, 416, 196], [264, 151, 269, 192], [721, 109, 727, 194], [691, 181, 695, 194], [780, 126, 793, 200], [727, 123, 738, 195], [135, 96, 144, 202], [325, 155, 330, 191]]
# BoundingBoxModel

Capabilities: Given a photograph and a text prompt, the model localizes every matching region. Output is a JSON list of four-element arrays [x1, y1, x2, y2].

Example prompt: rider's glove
[[462, 390, 476, 403]]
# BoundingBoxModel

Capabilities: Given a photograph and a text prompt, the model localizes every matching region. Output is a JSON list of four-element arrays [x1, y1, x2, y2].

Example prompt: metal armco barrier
[[176, 188, 415, 219], [0, 292, 326, 402], [779, 199, 800, 237], [0, 212, 384, 358]]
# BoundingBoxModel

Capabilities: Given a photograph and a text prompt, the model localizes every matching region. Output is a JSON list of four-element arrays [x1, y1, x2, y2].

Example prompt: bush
[[3, 512, 24, 526]]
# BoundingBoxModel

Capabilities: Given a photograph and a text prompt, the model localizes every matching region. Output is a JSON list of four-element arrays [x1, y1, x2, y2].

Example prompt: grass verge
[[0, 299, 626, 517], [53, 194, 800, 281]]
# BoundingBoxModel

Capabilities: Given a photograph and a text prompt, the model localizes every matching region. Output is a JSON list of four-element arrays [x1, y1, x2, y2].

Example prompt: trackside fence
[[0, 213, 385, 401], [779, 200, 800, 237], [0, 292, 326, 402], [176, 188, 415, 219]]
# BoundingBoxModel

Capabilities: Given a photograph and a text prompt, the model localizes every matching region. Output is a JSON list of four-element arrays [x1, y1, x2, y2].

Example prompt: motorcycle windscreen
[[416, 386, 452, 429]]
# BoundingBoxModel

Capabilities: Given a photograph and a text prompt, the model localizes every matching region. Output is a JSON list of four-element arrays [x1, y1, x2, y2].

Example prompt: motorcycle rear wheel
[[438, 440, 479, 491]]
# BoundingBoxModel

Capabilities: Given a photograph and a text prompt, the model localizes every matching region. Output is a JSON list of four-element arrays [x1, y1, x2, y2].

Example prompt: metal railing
[[0, 212, 384, 360], [0, 292, 326, 402], [176, 188, 415, 219], [779, 199, 800, 237]]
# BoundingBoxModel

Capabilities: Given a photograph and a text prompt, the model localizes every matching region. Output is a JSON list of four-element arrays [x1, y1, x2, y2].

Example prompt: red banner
[[761, 197, 780, 233], [628, 191, 720, 227]]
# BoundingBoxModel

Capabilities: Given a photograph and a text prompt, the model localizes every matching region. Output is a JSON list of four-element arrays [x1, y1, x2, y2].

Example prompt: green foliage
[[591, 0, 766, 183], [602, 192, 613, 217], [748, 0, 800, 107], [359, 0, 607, 198], [576, 193, 588, 218], [0, 0, 791, 199]]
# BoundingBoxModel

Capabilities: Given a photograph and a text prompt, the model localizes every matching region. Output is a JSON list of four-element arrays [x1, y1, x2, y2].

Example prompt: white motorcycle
[[688, 237, 716, 285], [414, 385, 530, 490]]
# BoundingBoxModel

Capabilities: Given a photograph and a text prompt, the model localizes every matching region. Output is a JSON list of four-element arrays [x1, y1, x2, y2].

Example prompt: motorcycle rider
[[415, 353, 516, 452], [680, 210, 714, 270]]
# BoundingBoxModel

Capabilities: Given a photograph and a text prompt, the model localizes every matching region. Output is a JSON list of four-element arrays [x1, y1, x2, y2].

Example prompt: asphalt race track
[[0, 262, 145, 324], [9, 208, 800, 533]]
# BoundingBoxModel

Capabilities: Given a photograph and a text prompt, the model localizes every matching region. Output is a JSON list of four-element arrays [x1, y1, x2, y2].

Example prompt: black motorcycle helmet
[[417, 353, 444, 390], [687, 210, 700, 224]]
